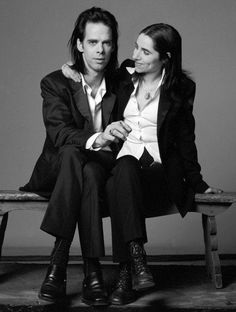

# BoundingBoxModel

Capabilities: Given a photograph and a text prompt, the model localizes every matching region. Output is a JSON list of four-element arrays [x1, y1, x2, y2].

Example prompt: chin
[[93, 66, 106, 73], [135, 67, 144, 74]]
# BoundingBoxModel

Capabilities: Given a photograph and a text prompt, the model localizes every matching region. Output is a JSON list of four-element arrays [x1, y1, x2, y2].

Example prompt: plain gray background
[[0, 0, 236, 256]]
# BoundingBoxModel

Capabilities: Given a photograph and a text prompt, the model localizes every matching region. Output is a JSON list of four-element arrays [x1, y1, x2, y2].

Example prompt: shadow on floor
[[0, 263, 236, 311]]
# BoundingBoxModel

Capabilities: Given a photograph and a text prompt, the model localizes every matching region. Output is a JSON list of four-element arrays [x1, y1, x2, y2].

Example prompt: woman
[[62, 23, 222, 305]]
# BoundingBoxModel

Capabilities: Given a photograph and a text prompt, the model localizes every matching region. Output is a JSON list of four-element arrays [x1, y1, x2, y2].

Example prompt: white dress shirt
[[80, 74, 108, 150], [117, 68, 165, 163]]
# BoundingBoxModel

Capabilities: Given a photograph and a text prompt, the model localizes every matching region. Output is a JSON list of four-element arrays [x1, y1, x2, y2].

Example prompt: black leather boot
[[110, 262, 136, 305], [38, 238, 71, 302], [129, 241, 155, 291], [81, 258, 109, 306]]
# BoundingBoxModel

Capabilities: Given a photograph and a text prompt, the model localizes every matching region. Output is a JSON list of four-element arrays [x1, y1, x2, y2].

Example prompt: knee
[[59, 145, 85, 165], [83, 162, 106, 185], [114, 155, 140, 173]]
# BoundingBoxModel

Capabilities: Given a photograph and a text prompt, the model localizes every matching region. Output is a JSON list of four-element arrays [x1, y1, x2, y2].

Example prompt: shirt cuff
[[85, 133, 102, 151]]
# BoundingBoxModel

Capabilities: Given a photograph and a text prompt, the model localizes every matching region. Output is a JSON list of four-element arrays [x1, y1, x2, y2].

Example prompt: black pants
[[40, 145, 115, 258], [106, 155, 172, 262]]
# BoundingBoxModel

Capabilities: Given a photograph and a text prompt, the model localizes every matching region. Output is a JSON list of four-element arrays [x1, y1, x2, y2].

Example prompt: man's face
[[77, 22, 113, 74]]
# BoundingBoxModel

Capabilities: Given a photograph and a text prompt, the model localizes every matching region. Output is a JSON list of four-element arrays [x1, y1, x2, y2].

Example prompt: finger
[[118, 121, 132, 132], [106, 132, 116, 141], [61, 64, 70, 77], [111, 129, 128, 141], [113, 124, 131, 137], [72, 74, 81, 82]]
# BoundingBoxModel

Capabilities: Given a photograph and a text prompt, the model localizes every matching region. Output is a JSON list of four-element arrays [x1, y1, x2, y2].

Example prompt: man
[[20, 7, 130, 306]]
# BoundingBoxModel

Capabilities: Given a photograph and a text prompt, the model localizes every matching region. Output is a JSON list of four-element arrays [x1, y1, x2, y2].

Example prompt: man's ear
[[77, 39, 84, 52]]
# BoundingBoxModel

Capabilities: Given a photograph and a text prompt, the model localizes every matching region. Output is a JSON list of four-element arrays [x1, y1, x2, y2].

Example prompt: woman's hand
[[61, 63, 81, 82], [204, 187, 223, 194], [93, 121, 132, 148]]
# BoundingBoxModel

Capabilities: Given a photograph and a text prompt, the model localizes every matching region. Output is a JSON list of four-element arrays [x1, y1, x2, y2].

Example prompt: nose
[[132, 48, 140, 60], [97, 42, 104, 54]]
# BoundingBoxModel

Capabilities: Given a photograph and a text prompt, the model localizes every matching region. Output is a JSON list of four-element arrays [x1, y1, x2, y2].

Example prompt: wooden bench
[[0, 190, 236, 289]]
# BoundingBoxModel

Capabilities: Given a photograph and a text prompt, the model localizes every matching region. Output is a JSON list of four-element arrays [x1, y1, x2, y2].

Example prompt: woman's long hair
[[140, 23, 190, 93]]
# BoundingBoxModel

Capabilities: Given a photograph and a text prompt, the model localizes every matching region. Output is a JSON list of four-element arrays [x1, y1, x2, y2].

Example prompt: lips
[[135, 62, 144, 66], [95, 58, 105, 62]]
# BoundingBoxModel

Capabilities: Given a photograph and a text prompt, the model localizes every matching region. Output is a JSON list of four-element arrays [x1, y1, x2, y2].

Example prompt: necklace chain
[[139, 80, 159, 100]]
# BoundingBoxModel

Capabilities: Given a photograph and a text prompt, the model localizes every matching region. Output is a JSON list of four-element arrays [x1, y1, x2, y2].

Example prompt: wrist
[[93, 134, 105, 148]]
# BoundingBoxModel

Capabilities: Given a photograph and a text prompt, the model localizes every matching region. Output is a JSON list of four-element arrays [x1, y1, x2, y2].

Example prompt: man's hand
[[93, 121, 132, 148], [62, 63, 81, 82], [204, 187, 223, 194]]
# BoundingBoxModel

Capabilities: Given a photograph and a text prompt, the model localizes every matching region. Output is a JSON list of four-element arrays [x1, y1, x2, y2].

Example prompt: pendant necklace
[[140, 79, 160, 100]]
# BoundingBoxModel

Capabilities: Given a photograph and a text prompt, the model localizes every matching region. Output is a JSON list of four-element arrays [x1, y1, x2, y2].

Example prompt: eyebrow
[[87, 39, 112, 43], [142, 47, 151, 53], [135, 42, 151, 54]]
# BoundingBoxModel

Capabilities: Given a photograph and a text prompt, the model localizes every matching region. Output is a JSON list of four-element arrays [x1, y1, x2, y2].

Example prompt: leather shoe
[[129, 241, 155, 291], [110, 263, 136, 305], [81, 271, 109, 306], [38, 264, 66, 302], [133, 266, 155, 291]]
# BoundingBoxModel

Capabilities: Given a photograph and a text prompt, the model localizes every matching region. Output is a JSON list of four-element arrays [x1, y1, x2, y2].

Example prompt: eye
[[143, 49, 150, 56], [104, 41, 112, 47], [88, 40, 97, 45]]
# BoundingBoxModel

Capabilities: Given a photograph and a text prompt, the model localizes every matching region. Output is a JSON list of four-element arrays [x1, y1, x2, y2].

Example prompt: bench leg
[[202, 214, 222, 288], [0, 213, 8, 258]]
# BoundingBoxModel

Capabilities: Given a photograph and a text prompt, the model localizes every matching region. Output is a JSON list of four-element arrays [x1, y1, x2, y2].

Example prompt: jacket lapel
[[102, 91, 116, 127], [68, 77, 116, 128], [117, 80, 134, 119], [69, 80, 92, 123], [157, 89, 172, 137]]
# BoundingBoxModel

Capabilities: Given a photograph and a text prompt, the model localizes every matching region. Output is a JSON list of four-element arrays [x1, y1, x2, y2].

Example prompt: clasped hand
[[94, 121, 131, 148]]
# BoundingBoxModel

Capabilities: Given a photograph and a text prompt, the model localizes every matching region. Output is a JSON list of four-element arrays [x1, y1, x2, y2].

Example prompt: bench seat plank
[[0, 190, 235, 203], [0, 190, 48, 201]]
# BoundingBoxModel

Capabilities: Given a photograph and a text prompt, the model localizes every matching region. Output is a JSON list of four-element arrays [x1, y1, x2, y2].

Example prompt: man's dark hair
[[68, 7, 118, 76]]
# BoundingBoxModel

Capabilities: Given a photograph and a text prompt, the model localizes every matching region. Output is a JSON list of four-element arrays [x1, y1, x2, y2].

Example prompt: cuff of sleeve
[[85, 133, 102, 151]]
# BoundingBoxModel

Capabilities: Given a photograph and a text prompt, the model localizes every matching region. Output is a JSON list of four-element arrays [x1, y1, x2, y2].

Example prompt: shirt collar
[[80, 73, 106, 100], [126, 66, 166, 88]]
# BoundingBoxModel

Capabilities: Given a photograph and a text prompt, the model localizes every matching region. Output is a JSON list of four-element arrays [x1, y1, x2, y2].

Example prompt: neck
[[140, 70, 162, 86], [83, 70, 104, 89]]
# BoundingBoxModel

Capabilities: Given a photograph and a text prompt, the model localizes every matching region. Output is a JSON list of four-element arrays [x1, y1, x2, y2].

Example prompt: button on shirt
[[117, 67, 165, 163], [80, 74, 108, 150]]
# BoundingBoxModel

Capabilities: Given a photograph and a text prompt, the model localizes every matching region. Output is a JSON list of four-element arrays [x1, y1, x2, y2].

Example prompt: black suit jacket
[[21, 70, 116, 194], [113, 60, 209, 216]]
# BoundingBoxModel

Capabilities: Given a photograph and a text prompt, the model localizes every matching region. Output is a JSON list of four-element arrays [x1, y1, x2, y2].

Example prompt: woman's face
[[132, 33, 163, 75]]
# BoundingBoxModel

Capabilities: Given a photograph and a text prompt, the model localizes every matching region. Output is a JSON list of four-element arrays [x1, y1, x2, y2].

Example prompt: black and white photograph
[[0, 0, 236, 311]]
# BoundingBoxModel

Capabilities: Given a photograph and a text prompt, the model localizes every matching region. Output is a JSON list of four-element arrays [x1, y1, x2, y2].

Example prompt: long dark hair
[[68, 7, 119, 76], [140, 23, 190, 92]]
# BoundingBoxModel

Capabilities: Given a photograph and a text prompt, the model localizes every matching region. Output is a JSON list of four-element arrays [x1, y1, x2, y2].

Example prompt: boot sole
[[134, 280, 155, 291], [38, 292, 66, 303], [110, 297, 136, 305], [81, 297, 109, 306]]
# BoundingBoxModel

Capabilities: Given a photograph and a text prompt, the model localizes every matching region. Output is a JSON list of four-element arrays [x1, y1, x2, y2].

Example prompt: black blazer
[[21, 70, 116, 194], [114, 60, 209, 216]]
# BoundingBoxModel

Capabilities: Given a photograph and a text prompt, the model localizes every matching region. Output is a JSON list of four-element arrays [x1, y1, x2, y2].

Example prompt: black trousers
[[106, 155, 172, 262], [40, 145, 115, 258]]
